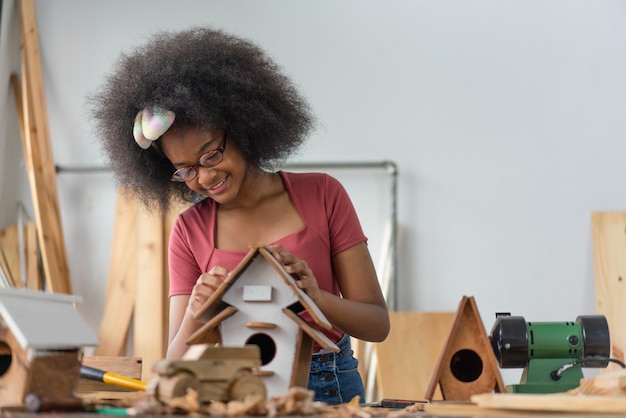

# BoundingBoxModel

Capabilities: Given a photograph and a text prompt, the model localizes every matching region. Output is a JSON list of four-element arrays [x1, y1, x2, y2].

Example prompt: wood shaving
[[128, 385, 422, 416]]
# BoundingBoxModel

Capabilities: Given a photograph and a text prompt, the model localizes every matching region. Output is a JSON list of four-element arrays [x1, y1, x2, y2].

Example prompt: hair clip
[[133, 106, 175, 149]]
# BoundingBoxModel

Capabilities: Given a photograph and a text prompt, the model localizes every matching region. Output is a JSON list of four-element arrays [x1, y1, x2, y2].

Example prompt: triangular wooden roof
[[187, 244, 337, 351]]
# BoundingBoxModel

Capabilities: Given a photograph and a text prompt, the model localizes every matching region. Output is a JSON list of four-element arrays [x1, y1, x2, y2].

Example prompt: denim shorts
[[308, 334, 365, 405]]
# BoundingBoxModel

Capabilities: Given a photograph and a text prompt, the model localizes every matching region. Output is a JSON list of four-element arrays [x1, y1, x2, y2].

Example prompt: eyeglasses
[[170, 133, 228, 182]]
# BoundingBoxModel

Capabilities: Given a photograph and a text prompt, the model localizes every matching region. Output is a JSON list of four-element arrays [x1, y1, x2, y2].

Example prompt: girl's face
[[160, 126, 247, 204]]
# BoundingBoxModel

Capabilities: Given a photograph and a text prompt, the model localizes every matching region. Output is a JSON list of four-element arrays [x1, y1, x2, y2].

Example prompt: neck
[[225, 169, 282, 210]]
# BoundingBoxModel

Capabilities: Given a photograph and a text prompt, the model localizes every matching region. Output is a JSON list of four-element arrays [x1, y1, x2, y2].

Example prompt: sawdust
[[127, 386, 420, 417]]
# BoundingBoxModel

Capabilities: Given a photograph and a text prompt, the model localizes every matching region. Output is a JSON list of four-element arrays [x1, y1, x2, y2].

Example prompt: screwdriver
[[80, 365, 148, 391]]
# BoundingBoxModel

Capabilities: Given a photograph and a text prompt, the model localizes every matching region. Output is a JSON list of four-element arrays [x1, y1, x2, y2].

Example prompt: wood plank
[[472, 393, 626, 413], [283, 308, 339, 352], [18, 0, 72, 294], [10, 74, 26, 152], [0, 226, 19, 287], [94, 189, 138, 356], [10, 77, 42, 290], [0, 222, 42, 290], [375, 311, 455, 401], [424, 401, 522, 416], [97, 195, 188, 361], [592, 212, 626, 370], [0, 249, 15, 287], [133, 205, 166, 381], [186, 306, 237, 346], [24, 219, 41, 290]]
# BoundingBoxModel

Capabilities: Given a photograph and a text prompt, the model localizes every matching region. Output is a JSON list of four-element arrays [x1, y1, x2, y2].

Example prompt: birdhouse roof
[[195, 244, 332, 330], [0, 288, 99, 350]]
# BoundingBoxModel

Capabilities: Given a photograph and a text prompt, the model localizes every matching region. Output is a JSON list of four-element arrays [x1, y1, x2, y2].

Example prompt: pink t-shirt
[[168, 171, 367, 345]]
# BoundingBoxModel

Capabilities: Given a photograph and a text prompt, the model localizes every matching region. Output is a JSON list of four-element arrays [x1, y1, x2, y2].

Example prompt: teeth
[[211, 177, 226, 190]]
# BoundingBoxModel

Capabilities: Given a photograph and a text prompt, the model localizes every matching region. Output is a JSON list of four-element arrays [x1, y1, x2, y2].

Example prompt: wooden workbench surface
[[1, 394, 626, 418], [4, 392, 626, 417], [0, 412, 622, 418]]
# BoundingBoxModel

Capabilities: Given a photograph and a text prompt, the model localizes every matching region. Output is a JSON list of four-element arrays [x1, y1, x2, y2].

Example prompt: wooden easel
[[11, 0, 72, 294]]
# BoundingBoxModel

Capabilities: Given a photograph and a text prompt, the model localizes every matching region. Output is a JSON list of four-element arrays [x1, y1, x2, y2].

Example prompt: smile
[[210, 177, 227, 190]]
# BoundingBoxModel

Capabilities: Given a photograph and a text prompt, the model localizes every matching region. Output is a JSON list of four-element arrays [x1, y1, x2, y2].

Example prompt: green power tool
[[489, 314, 611, 393]]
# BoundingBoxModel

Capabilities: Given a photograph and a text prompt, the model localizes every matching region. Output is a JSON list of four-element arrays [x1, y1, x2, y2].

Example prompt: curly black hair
[[88, 27, 315, 213]]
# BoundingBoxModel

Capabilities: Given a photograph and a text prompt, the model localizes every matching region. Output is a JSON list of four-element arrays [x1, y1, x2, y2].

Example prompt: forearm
[[315, 291, 390, 342], [166, 310, 203, 359]]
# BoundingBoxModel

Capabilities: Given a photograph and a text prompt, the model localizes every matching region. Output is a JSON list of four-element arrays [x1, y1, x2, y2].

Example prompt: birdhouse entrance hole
[[245, 333, 276, 365], [450, 349, 483, 382], [0, 341, 12, 377]]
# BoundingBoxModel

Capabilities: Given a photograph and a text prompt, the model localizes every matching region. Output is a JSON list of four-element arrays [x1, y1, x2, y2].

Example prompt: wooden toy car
[[151, 345, 266, 404]]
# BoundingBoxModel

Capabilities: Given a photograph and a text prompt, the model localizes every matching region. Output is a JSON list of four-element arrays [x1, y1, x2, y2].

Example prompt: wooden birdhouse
[[0, 288, 98, 407], [186, 244, 339, 397], [425, 295, 506, 401]]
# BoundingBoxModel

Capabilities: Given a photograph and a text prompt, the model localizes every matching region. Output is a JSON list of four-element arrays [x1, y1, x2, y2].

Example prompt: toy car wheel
[[156, 371, 201, 402], [229, 370, 267, 401]]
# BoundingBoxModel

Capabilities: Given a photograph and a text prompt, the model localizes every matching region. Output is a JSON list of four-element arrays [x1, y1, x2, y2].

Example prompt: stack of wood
[[5, 0, 73, 295], [0, 218, 42, 290]]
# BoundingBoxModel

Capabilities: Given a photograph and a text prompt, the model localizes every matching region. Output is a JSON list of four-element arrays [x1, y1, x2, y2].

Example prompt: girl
[[90, 27, 389, 404]]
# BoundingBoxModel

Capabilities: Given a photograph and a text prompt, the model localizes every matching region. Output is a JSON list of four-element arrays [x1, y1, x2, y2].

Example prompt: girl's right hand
[[187, 265, 229, 318]]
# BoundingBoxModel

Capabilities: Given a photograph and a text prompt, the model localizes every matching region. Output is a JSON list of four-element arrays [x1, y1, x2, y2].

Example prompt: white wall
[[2, 0, 626, 384]]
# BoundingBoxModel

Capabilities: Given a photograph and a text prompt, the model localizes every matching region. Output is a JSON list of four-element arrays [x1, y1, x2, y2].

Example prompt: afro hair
[[88, 26, 315, 213]]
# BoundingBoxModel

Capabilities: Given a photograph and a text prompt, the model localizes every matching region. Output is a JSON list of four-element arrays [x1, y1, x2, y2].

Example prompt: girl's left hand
[[268, 245, 322, 302]]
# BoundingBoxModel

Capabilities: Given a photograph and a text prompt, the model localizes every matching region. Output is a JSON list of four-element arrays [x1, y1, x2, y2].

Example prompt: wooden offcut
[[591, 212, 626, 371], [375, 311, 455, 400], [17, 0, 72, 294], [425, 296, 505, 401]]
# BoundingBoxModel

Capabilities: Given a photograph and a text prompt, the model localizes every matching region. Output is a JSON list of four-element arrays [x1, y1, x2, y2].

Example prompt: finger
[[267, 244, 284, 253], [208, 265, 230, 277], [285, 259, 309, 275], [267, 245, 286, 261]]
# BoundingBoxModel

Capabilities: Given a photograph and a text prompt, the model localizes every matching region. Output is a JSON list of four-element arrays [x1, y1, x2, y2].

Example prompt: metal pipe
[[282, 161, 399, 310], [55, 160, 400, 309], [55, 165, 110, 173]]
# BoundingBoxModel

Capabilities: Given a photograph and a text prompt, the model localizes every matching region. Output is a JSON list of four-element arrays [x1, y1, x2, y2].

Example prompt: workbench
[[0, 412, 620, 418], [4, 397, 626, 418], [4, 391, 626, 417]]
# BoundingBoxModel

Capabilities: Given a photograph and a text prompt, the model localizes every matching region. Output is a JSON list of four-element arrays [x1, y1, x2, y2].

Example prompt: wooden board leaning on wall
[[0, 221, 42, 290]]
